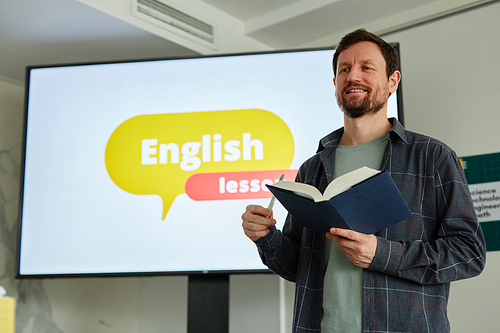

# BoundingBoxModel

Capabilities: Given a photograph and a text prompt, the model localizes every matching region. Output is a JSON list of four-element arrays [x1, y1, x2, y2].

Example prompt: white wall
[[1, 2, 500, 332]]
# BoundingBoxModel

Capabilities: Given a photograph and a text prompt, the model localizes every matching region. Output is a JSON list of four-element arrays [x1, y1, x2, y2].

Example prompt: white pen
[[267, 174, 285, 212]]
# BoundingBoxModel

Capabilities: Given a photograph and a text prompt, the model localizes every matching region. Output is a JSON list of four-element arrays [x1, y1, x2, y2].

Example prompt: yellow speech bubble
[[105, 109, 294, 219]]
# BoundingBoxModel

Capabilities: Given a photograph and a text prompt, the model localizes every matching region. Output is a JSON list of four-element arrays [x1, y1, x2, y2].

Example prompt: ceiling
[[0, 0, 198, 85], [0, 0, 494, 85]]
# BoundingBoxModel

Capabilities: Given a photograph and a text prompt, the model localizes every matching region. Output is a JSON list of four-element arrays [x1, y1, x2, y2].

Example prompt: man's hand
[[241, 205, 276, 242], [326, 228, 377, 268]]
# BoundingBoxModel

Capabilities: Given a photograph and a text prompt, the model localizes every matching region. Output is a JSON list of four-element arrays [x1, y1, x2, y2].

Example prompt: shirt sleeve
[[254, 214, 302, 282], [368, 149, 487, 284], [253, 164, 312, 282]]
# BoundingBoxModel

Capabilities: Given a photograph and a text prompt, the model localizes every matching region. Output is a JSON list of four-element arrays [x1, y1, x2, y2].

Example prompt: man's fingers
[[242, 221, 273, 241], [328, 228, 357, 240], [242, 205, 275, 225], [325, 228, 377, 268], [242, 217, 276, 231], [246, 204, 273, 218], [242, 205, 276, 242]]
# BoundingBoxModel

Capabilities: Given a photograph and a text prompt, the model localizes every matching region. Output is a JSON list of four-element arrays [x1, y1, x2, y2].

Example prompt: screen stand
[[187, 274, 229, 333]]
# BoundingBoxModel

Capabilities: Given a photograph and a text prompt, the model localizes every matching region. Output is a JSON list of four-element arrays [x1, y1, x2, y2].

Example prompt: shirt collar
[[317, 117, 408, 153], [386, 117, 408, 144]]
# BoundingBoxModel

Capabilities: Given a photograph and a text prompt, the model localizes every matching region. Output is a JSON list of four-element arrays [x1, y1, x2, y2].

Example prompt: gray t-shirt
[[321, 134, 388, 333]]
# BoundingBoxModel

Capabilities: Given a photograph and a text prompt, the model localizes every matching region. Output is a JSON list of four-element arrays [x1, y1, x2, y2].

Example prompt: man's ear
[[388, 71, 401, 93], [333, 77, 337, 87]]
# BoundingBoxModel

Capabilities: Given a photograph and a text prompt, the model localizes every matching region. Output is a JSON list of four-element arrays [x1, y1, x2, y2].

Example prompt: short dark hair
[[332, 28, 399, 79]]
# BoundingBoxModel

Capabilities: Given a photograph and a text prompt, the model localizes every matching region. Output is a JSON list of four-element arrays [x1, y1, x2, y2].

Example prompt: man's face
[[334, 41, 399, 118]]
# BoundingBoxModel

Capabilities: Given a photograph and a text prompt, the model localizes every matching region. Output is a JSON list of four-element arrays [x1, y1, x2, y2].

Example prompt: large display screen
[[17, 46, 402, 277]]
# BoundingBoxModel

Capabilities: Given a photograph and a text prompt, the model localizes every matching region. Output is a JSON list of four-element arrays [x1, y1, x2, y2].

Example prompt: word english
[[141, 133, 263, 171]]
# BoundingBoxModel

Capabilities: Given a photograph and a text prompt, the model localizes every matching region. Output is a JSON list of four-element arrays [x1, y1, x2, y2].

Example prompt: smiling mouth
[[346, 89, 368, 94]]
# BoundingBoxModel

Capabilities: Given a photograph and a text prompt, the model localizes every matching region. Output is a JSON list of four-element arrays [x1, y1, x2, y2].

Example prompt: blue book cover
[[267, 170, 411, 234]]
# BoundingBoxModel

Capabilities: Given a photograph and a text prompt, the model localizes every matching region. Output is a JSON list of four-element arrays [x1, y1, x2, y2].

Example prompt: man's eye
[[339, 68, 349, 73]]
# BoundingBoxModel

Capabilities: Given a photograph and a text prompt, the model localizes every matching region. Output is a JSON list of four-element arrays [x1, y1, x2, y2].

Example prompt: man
[[241, 29, 486, 332]]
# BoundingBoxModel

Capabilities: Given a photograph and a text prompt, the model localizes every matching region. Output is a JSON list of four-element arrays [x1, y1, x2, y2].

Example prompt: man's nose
[[347, 68, 362, 82]]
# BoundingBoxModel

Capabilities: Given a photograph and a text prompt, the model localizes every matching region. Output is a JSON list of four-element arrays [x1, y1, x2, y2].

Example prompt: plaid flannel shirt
[[256, 118, 486, 332]]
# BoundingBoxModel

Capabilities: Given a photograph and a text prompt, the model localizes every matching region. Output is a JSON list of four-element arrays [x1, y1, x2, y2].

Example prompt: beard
[[337, 84, 387, 119]]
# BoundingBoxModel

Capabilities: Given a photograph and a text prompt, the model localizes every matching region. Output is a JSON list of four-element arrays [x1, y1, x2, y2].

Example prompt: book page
[[270, 181, 323, 201], [323, 166, 380, 199]]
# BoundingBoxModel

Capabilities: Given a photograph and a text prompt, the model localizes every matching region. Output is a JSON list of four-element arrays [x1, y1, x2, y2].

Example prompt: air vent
[[131, 0, 215, 50]]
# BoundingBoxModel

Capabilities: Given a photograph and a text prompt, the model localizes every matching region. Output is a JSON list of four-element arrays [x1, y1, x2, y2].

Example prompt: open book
[[266, 167, 411, 234]]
